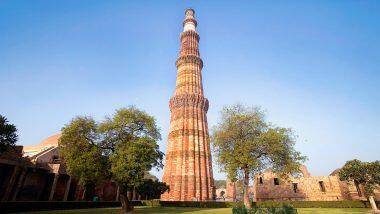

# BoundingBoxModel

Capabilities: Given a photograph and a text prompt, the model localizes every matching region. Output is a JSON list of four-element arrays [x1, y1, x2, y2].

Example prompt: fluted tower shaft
[[161, 9, 214, 201]]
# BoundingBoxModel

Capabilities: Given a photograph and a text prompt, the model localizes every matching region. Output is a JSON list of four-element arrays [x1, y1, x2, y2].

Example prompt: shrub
[[141, 199, 161, 207], [159, 201, 235, 208], [158, 200, 372, 208], [137, 199, 378, 209], [233, 205, 297, 214], [253, 200, 367, 208]]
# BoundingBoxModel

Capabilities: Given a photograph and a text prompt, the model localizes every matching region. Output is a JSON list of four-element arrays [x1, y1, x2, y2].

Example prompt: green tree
[[59, 117, 108, 200], [214, 179, 227, 189], [136, 179, 169, 200], [59, 107, 164, 213], [211, 104, 306, 208], [0, 115, 18, 154], [339, 159, 380, 212]]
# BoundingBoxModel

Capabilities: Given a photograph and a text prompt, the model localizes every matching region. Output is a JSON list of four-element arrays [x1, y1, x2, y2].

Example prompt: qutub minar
[[161, 9, 215, 201]]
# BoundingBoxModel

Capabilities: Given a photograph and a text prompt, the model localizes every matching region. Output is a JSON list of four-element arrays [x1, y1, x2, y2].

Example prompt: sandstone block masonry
[[252, 166, 380, 202], [161, 9, 214, 201]]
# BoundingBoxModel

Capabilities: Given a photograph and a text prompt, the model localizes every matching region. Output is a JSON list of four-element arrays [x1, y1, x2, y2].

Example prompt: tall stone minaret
[[161, 9, 214, 201]]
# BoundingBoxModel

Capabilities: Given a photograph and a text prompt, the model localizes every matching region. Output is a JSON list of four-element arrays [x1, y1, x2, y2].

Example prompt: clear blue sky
[[1, 1, 379, 180]]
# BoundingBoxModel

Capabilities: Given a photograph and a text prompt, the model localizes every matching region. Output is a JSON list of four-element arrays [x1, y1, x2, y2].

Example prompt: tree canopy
[[136, 179, 169, 200], [59, 106, 164, 213], [214, 179, 227, 189], [339, 159, 380, 196], [211, 104, 306, 207], [0, 115, 18, 154], [339, 159, 380, 211], [59, 117, 108, 187]]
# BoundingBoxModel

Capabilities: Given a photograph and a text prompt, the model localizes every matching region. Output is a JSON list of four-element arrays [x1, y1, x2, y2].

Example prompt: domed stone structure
[[23, 133, 61, 157]]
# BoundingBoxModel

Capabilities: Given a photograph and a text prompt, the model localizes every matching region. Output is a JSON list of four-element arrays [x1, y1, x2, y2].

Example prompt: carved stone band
[[182, 18, 197, 28], [169, 94, 209, 112], [168, 129, 209, 140], [176, 55, 203, 69]]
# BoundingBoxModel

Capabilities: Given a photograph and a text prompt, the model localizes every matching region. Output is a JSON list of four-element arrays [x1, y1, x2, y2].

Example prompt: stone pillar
[[49, 174, 59, 201], [11, 168, 27, 201], [63, 176, 72, 201], [226, 179, 236, 202], [1, 166, 20, 201]]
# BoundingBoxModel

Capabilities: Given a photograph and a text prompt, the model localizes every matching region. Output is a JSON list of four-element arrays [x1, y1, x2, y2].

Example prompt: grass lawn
[[298, 208, 370, 214], [23, 207, 372, 214]]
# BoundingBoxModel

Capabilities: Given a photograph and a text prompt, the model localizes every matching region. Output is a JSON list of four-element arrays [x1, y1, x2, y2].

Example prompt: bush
[[136, 199, 379, 209], [233, 205, 297, 214], [0, 201, 121, 213], [141, 199, 161, 207], [159, 201, 238, 208], [253, 200, 367, 208]]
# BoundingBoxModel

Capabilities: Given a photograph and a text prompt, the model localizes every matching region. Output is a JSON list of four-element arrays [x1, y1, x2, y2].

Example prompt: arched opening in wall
[[0, 164, 16, 200], [319, 181, 326, 192], [259, 177, 263, 184], [219, 190, 225, 200], [40, 173, 55, 200], [18, 169, 48, 201], [102, 182, 117, 201], [67, 179, 78, 201], [292, 183, 298, 193], [274, 178, 280, 185], [53, 175, 69, 201]]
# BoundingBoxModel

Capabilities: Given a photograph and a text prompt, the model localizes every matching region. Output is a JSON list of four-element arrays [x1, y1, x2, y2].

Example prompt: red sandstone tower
[[161, 9, 214, 201]]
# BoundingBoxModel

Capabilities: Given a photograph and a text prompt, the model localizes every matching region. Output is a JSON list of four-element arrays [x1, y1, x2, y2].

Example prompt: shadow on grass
[[297, 208, 371, 214], [24, 207, 232, 214], [23, 207, 372, 214], [134, 207, 232, 214]]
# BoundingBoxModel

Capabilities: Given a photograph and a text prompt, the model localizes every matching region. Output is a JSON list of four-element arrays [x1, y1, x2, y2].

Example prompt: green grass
[[23, 207, 372, 214], [22, 207, 230, 214], [298, 208, 370, 214]]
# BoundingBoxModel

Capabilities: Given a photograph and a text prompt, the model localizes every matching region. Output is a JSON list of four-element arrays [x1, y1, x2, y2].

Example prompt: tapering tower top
[[185, 8, 195, 17], [183, 8, 197, 32]]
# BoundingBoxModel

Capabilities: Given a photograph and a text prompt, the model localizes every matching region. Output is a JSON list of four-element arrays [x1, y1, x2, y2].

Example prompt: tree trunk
[[81, 188, 86, 201], [369, 195, 379, 213], [120, 194, 134, 214], [243, 170, 251, 208]]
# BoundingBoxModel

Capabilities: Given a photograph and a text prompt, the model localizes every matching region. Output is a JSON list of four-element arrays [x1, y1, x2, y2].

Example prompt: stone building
[[252, 165, 380, 202], [0, 134, 120, 202], [225, 179, 252, 202], [161, 8, 214, 201], [226, 179, 236, 201]]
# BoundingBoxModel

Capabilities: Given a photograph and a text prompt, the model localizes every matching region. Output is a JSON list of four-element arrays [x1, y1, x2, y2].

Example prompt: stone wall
[[1, 144, 120, 202], [226, 179, 236, 201], [253, 167, 380, 202]]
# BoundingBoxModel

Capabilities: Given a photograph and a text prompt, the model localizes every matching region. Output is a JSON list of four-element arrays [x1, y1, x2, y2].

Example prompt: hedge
[[157, 200, 241, 208], [0, 201, 122, 213], [233, 205, 298, 214], [254, 200, 380, 208], [1, 200, 378, 212], [142, 200, 379, 209]]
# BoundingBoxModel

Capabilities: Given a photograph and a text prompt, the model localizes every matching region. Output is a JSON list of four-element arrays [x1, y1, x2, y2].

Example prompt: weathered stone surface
[[226, 178, 236, 201], [161, 9, 214, 201], [252, 166, 380, 202]]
